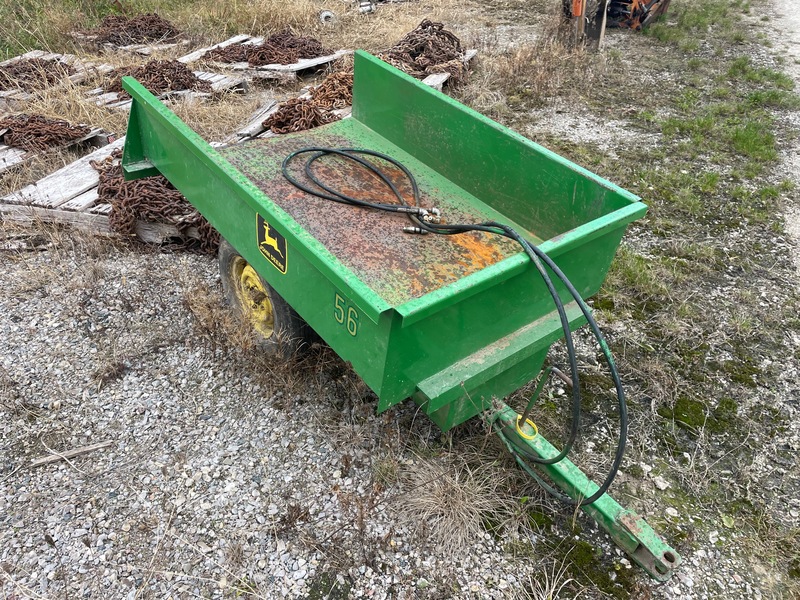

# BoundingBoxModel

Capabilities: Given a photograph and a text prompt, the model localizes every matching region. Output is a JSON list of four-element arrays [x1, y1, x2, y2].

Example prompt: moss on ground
[[555, 539, 640, 600], [305, 571, 351, 600]]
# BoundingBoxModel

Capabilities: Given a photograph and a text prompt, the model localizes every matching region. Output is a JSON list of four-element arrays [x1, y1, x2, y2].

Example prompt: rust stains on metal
[[619, 511, 645, 537], [220, 127, 521, 306]]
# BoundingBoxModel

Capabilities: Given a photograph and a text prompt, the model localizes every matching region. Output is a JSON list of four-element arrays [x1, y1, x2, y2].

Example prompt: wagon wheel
[[218, 239, 316, 355]]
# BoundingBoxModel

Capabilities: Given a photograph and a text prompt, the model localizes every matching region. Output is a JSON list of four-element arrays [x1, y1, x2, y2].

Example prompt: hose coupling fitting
[[422, 207, 442, 224], [402, 226, 429, 235]]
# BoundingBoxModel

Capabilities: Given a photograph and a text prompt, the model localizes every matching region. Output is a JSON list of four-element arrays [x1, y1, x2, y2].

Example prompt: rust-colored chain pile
[[0, 113, 90, 152], [262, 97, 340, 134], [310, 71, 353, 110], [205, 28, 326, 66], [107, 59, 211, 98], [0, 58, 75, 92], [381, 19, 467, 83], [89, 13, 181, 46], [262, 71, 352, 134], [92, 150, 219, 253]]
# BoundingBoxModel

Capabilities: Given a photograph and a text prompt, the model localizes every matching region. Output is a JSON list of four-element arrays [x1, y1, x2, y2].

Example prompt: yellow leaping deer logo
[[256, 214, 287, 274], [260, 222, 283, 259]]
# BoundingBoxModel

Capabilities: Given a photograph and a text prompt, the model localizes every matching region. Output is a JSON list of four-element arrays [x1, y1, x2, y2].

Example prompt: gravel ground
[[0, 234, 582, 598]]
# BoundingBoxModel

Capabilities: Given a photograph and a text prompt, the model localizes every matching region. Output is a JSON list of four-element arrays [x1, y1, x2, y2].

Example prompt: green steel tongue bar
[[119, 49, 681, 580]]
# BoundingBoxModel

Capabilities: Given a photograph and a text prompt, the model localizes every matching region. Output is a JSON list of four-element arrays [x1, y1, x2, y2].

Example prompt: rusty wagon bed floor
[[219, 118, 541, 307]]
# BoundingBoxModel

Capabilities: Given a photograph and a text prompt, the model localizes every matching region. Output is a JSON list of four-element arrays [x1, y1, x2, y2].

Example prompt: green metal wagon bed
[[121, 50, 680, 580]]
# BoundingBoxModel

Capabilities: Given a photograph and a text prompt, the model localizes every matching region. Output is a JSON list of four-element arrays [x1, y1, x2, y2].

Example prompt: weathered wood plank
[[60, 188, 99, 212], [178, 34, 253, 64], [229, 100, 278, 141], [226, 61, 252, 71], [108, 99, 133, 110], [210, 75, 247, 93], [0, 147, 27, 173], [118, 39, 191, 55], [0, 89, 33, 101], [19, 50, 49, 61], [420, 49, 478, 91], [251, 49, 352, 73], [135, 221, 200, 244], [0, 204, 112, 234], [240, 37, 265, 47], [0, 51, 113, 89], [247, 70, 297, 82], [421, 72, 449, 91], [1, 137, 125, 207], [89, 203, 113, 215], [68, 63, 114, 84], [0, 128, 111, 176]]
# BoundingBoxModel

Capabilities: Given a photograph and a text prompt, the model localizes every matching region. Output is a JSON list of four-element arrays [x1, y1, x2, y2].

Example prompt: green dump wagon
[[121, 50, 680, 580]]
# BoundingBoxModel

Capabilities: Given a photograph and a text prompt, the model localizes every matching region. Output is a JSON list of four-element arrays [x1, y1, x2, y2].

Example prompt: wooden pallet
[[177, 34, 351, 81], [0, 128, 115, 176], [0, 50, 114, 104], [86, 70, 248, 110], [0, 136, 196, 243], [1, 137, 122, 209], [70, 32, 191, 56]]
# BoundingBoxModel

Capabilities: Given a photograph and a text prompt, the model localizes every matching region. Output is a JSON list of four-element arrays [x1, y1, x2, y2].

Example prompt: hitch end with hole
[[493, 405, 681, 581]]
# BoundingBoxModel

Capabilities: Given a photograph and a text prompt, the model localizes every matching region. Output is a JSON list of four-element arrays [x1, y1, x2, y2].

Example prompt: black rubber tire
[[218, 239, 316, 355]]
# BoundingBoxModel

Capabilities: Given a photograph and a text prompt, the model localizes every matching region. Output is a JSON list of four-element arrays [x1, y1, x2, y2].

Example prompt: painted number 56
[[334, 293, 359, 337]]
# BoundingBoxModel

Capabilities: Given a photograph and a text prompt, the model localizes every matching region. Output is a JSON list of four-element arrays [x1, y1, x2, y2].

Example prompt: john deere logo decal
[[256, 214, 287, 274]]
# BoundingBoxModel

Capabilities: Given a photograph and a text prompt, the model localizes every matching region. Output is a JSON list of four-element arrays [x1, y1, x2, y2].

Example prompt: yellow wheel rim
[[233, 259, 274, 339]]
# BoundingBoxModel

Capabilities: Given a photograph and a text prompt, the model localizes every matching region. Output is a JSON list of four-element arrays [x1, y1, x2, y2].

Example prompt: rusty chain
[[205, 28, 326, 67], [107, 59, 212, 98], [92, 150, 219, 254], [310, 71, 353, 110], [0, 114, 90, 152], [0, 58, 75, 92], [88, 13, 181, 46], [380, 19, 467, 83], [262, 97, 340, 134], [262, 71, 353, 134]]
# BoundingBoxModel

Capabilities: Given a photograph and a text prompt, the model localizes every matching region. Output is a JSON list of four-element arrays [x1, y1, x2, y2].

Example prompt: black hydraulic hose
[[283, 148, 583, 464], [281, 146, 627, 505], [282, 147, 422, 214]]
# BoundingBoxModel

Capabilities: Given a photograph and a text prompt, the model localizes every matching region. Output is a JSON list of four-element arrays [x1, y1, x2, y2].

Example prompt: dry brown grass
[[12, 75, 129, 133], [3, 0, 463, 58], [168, 92, 265, 142], [391, 450, 523, 552], [147, 0, 463, 54], [456, 13, 599, 114]]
